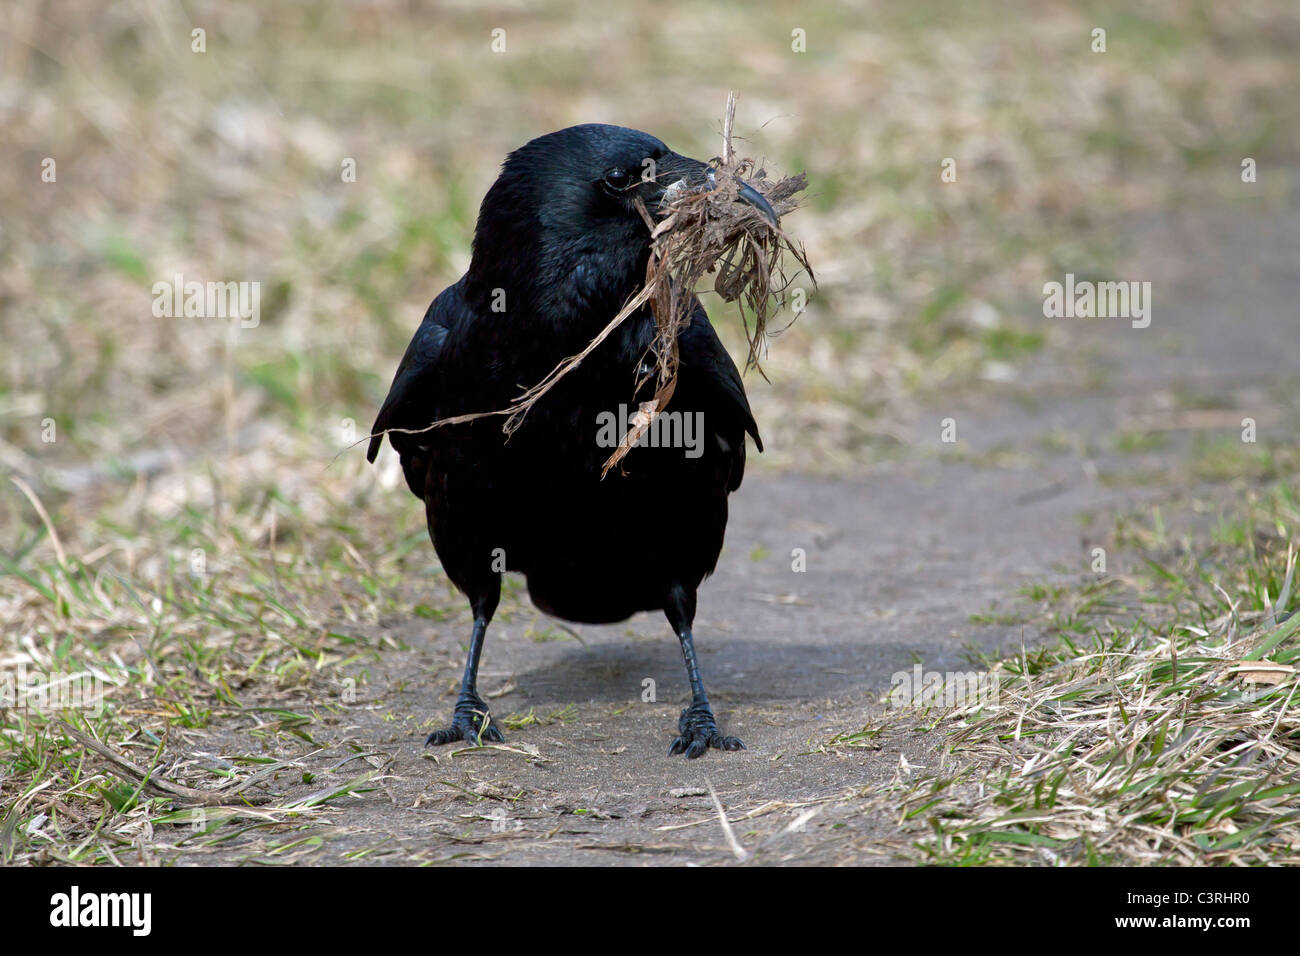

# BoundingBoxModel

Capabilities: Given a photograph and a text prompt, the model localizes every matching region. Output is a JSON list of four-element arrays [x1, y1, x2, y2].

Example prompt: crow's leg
[[664, 583, 744, 759], [426, 575, 504, 747]]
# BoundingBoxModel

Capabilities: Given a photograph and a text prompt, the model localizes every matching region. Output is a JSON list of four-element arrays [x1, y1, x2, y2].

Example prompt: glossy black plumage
[[368, 124, 764, 757]]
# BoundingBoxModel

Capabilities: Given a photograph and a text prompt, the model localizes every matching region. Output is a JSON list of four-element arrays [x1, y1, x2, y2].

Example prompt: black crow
[[367, 124, 775, 758]]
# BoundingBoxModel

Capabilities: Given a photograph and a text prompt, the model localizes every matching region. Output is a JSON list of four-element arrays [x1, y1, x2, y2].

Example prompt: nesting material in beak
[[602, 92, 812, 473], [640, 93, 811, 370]]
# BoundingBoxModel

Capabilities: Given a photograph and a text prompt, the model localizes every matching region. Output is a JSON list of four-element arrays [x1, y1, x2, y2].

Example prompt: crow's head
[[465, 124, 776, 327]]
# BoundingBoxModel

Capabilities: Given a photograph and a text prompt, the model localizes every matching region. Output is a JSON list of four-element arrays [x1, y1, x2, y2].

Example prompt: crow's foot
[[425, 693, 504, 747], [668, 700, 744, 759]]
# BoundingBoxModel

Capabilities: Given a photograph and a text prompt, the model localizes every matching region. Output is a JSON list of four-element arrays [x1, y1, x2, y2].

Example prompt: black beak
[[655, 154, 780, 228], [735, 180, 779, 228]]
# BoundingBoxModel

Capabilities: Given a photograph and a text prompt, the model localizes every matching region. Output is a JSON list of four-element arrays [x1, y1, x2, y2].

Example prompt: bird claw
[[425, 694, 504, 747], [668, 701, 744, 759]]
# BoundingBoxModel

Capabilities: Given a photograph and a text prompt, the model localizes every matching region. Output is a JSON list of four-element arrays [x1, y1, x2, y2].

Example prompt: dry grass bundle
[[611, 93, 812, 473], [645, 92, 811, 367]]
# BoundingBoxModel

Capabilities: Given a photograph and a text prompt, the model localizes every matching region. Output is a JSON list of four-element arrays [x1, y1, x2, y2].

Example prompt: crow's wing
[[367, 283, 464, 498], [677, 299, 763, 492]]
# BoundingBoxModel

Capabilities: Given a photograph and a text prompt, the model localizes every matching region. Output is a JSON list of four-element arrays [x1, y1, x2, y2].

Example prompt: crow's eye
[[602, 167, 633, 191]]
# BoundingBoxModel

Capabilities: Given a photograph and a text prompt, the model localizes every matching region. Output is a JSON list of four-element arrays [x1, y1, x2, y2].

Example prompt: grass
[[0, 441, 474, 863], [837, 476, 1300, 865]]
